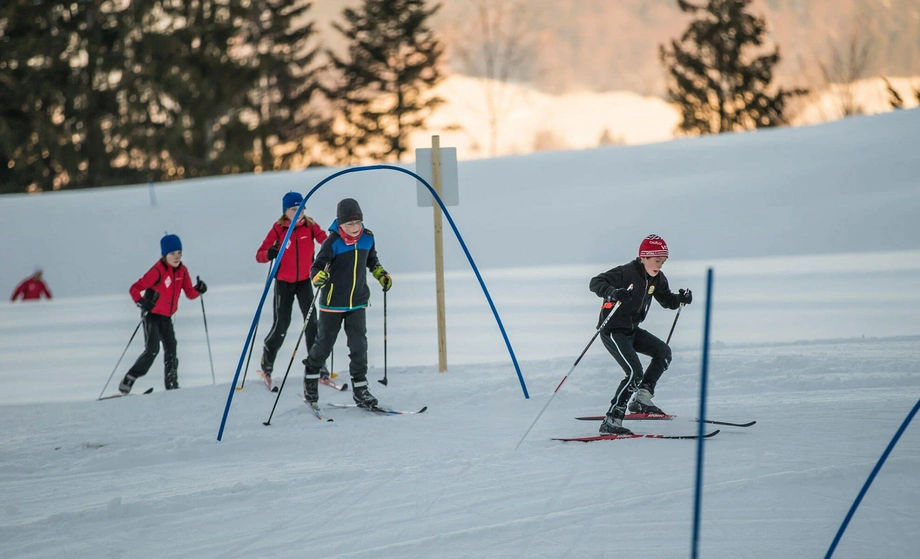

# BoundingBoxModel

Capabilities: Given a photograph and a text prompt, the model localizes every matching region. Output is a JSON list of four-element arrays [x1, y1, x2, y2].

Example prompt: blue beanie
[[160, 234, 182, 256], [282, 191, 303, 212]]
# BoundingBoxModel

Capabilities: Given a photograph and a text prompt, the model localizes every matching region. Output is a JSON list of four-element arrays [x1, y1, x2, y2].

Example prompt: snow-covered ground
[[2, 109, 919, 558]]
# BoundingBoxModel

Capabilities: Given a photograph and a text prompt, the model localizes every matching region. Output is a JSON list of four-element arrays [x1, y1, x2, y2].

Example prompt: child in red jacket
[[119, 234, 206, 394], [253, 192, 328, 390], [10, 267, 52, 301]]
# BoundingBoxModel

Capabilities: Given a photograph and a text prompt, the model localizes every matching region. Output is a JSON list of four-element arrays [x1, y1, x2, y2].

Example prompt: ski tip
[[271, 387, 279, 393], [143, 387, 154, 394], [417, 406, 428, 413], [707, 429, 721, 437], [341, 383, 349, 391]]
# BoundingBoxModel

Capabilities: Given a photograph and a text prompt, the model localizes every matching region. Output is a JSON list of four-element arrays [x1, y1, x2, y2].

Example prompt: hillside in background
[[404, 74, 920, 158], [312, 0, 920, 96], [307, 0, 920, 159], [2, 108, 918, 300]]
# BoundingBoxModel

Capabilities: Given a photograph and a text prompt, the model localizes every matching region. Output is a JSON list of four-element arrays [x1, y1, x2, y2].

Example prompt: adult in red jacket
[[253, 191, 328, 387], [118, 234, 207, 394], [10, 268, 52, 301]]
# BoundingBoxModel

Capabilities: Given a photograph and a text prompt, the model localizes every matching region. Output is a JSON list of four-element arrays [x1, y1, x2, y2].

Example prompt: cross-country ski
[[575, 414, 756, 427], [553, 429, 720, 442], [326, 402, 428, 415], [304, 400, 333, 422], [99, 387, 154, 400], [319, 377, 348, 391]]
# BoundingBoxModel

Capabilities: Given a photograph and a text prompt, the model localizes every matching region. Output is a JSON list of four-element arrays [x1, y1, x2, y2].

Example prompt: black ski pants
[[261, 279, 317, 372], [303, 308, 368, 383], [601, 328, 672, 410], [126, 313, 178, 385]]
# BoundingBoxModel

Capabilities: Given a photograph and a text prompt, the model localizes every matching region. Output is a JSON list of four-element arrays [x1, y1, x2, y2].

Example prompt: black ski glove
[[137, 290, 160, 314], [267, 245, 279, 260], [677, 288, 692, 305], [605, 286, 632, 303], [195, 276, 208, 295]]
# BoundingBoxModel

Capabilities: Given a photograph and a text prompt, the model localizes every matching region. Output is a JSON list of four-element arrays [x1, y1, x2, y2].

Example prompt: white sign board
[[415, 147, 459, 207]]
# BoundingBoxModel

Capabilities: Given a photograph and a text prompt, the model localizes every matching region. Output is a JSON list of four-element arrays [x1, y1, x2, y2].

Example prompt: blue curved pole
[[824, 397, 920, 558], [217, 164, 529, 440]]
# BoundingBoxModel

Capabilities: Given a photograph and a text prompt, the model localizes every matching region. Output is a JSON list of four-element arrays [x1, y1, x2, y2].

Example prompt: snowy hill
[[3, 108, 919, 300], [2, 109, 919, 559]]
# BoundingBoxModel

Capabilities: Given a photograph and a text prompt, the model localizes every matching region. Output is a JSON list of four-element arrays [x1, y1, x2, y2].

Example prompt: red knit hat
[[638, 234, 668, 258]]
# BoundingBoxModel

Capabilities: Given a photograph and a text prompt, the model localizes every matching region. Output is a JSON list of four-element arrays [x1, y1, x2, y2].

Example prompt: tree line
[[0, 0, 444, 193], [5, 0, 875, 194]]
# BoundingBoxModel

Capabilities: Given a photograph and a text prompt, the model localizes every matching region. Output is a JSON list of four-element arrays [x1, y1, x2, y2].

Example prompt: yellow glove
[[372, 265, 392, 292], [312, 270, 329, 288]]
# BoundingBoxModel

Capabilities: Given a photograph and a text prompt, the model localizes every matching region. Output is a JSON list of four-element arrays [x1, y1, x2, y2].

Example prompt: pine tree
[[882, 77, 905, 110], [245, 0, 330, 170], [131, 0, 260, 180], [0, 1, 142, 192], [659, 0, 806, 136], [326, 0, 445, 162]]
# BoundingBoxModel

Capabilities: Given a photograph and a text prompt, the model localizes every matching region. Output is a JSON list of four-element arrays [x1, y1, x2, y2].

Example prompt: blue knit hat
[[160, 234, 182, 256], [282, 191, 303, 212]]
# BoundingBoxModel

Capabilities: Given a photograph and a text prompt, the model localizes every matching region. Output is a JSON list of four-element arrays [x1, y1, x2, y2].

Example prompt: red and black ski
[[320, 377, 348, 391], [257, 370, 277, 392], [553, 429, 720, 442]]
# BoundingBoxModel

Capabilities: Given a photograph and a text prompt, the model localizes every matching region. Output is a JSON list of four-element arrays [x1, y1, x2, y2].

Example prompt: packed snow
[[2, 109, 919, 558]]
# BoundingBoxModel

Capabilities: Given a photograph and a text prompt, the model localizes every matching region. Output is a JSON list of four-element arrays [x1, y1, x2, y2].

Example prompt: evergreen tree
[[130, 0, 260, 180], [245, 0, 330, 170], [659, 0, 805, 136], [883, 77, 905, 110], [326, 0, 445, 162], [0, 1, 142, 192]]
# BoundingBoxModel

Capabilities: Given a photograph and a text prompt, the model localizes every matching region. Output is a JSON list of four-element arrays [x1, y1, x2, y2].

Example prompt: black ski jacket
[[311, 221, 382, 312], [589, 258, 681, 334]]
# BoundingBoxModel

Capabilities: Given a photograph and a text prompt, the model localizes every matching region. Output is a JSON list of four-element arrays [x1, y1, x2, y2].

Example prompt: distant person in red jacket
[[10, 268, 52, 301], [253, 191, 329, 390], [119, 234, 207, 394]]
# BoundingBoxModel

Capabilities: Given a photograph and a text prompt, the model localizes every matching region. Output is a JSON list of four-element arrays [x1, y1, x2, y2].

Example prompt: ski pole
[[199, 278, 216, 385], [378, 287, 388, 386], [238, 266, 273, 390], [666, 303, 684, 344], [97, 317, 144, 400], [264, 266, 327, 426], [515, 284, 633, 450]]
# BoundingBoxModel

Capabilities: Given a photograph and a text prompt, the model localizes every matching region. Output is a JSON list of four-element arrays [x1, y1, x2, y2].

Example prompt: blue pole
[[148, 179, 157, 207], [216, 164, 529, 441], [824, 397, 920, 558], [691, 267, 713, 559]]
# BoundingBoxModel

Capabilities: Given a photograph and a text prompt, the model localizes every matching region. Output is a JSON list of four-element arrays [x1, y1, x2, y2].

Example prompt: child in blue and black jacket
[[302, 198, 392, 408]]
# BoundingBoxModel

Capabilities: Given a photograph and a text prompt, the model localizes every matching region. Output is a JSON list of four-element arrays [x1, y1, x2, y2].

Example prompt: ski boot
[[599, 405, 633, 435], [303, 372, 319, 404], [628, 387, 665, 415], [118, 374, 136, 395], [352, 383, 378, 409]]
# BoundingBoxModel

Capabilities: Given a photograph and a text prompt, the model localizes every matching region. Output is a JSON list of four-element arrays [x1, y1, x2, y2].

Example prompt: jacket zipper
[[349, 245, 358, 308]]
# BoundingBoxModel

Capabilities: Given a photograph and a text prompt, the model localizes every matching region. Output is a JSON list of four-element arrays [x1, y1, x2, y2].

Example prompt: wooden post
[[431, 135, 448, 372]]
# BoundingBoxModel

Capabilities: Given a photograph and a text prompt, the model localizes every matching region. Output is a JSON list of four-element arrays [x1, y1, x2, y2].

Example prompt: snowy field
[[2, 109, 920, 558]]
